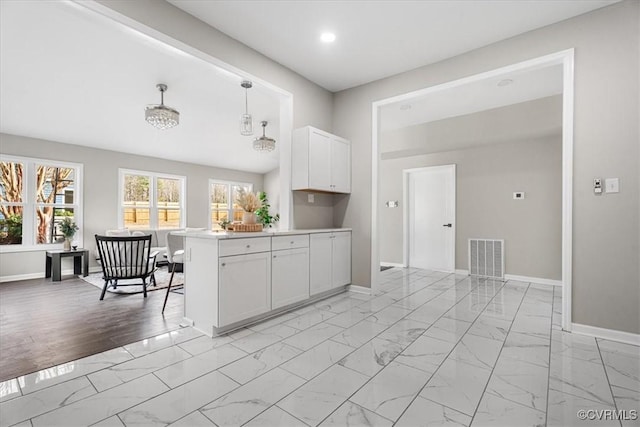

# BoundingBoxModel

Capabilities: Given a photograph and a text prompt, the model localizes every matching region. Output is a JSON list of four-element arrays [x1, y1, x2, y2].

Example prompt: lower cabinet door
[[310, 233, 333, 295], [332, 232, 352, 288], [219, 252, 271, 327], [271, 248, 310, 310]]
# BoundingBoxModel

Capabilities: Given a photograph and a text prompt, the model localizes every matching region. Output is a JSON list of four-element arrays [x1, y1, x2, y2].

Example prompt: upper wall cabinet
[[292, 126, 351, 194]]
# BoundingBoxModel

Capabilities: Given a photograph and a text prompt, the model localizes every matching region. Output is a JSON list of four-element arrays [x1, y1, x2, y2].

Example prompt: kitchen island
[[176, 229, 351, 336]]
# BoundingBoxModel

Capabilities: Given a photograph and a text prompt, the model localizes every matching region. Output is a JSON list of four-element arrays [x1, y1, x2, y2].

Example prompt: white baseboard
[[1, 268, 100, 283], [347, 285, 372, 295], [455, 269, 469, 276], [380, 262, 405, 268], [572, 323, 640, 346], [504, 274, 562, 287], [0, 272, 44, 283], [180, 317, 194, 328]]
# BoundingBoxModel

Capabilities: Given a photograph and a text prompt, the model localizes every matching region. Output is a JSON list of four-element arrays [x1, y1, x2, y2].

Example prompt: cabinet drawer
[[272, 234, 309, 251], [219, 237, 271, 257]]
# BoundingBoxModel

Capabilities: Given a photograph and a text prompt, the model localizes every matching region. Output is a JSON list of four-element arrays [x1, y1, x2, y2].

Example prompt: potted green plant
[[59, 217, 79, 251], [255, 191, 280, 229]]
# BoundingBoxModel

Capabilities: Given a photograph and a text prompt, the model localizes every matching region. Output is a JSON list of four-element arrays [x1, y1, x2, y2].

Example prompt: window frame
[[208, 179, 253, 230], [118, 168, 186, 230], [0, 155, 83, 253]]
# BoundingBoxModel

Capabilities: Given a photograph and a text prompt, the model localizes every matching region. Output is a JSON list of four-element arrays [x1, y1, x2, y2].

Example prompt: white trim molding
[[380, 262, 405, 268], [572, 323, 640, 346], [455, 269, 469, 276], [0, 268, 100, 283], [347, 285, 372, 295], [371, 49, 575, 331], [504, 274, 562, 287], [0, 272, 44, 283]]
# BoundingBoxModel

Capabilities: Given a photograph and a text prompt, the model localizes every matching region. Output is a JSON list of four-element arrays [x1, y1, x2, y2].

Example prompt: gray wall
[[380, 137, 562, 280], [0, 133, 263, 278], [333, 0, 640, 334]]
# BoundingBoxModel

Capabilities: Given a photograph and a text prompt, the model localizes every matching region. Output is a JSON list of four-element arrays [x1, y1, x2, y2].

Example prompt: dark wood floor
[[0, 270, 184, 382]]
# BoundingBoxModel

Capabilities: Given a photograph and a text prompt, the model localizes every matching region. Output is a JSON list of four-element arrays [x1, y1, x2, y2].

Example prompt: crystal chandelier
[[145, 84, 179, 130], [253, 121, 276, 152], [240, 80, 254, 136]]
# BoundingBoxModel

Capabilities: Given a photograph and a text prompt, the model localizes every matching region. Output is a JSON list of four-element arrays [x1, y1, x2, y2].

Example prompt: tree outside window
[[0, 162, 24, 245], [35, 165, 75, 244], [1, 158, 81, 248]]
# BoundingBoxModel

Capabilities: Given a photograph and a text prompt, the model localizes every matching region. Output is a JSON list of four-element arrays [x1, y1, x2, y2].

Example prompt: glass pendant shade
[[145, 84, 179, 130], [240, 80, 254, 136], [254, 121, 276, 152], [240, 113, 253, 136]]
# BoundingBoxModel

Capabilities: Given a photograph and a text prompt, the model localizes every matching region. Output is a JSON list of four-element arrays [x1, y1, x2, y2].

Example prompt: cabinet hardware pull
[[221, 263, 226, 267], [273, 255, 277, 258], [290, 241, 294, 244], [246, 245, 251, 248]]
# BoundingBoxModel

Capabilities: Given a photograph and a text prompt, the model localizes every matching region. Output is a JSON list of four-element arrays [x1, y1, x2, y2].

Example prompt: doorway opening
[[371, 49, 574, 331]]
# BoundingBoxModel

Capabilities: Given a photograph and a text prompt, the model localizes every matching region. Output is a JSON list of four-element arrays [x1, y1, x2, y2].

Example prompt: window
[[0, 156, 82, 250], [209, 180, 252, 230], [119, 169, 185, 230]]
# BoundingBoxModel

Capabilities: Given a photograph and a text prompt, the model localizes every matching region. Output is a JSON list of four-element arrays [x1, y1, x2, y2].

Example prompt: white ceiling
[[380, 64, 563, 131], [0, 1, 282, 174], [169, 0, 618, 92]]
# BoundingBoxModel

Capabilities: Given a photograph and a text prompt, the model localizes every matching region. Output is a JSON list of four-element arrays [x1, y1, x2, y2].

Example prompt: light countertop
[[174, 228, 351, 240]]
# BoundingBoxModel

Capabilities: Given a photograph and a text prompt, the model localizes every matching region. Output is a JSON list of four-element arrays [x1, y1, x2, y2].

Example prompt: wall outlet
[[307, 193, 315, 203], [513, 192, 525, 200]]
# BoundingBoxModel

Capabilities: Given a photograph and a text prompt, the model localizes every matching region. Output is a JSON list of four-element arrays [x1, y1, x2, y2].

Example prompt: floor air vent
[[469, 239, 504, 279]]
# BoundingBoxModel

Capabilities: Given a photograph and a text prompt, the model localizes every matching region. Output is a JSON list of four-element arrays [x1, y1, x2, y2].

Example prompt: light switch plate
[[605, 178, 619, 193], [513, 192, 525, 200]]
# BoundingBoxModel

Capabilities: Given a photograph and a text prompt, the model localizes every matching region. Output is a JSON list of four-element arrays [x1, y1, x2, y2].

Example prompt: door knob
[[443, 223, 452, 228]]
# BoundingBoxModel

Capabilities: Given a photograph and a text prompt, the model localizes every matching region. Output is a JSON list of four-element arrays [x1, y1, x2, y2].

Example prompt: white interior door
[[407, 165, 455, 272]]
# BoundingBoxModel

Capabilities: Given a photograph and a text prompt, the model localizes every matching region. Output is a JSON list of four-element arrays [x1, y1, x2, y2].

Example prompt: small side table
[[45, 249, 89, 282]]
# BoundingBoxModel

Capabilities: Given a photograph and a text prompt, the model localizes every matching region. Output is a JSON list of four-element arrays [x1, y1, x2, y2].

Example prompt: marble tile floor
[[1, 268, 638, 427]]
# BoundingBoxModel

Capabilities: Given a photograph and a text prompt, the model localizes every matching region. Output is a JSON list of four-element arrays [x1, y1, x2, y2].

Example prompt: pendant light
[[145, 84, 179, 130], [240, 80, 254, 136], [253, 121, 276, 152]]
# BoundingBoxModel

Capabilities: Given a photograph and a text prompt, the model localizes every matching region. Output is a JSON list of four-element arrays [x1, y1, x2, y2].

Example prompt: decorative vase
[[63, 238, 72, 251], [242, 211, 257, 224]]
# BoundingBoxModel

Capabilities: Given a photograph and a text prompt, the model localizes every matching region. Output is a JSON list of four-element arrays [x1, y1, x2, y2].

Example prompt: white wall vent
[[469, 239, 504, 279]]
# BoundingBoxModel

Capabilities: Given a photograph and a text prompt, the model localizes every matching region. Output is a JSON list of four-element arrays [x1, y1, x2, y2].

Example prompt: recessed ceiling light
[[497, 79, 514, 87], [320, 32, 336, 43], [400, 104, 412, 111]]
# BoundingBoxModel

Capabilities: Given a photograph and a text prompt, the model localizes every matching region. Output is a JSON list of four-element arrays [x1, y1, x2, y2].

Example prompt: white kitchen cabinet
[[310, 233, 333, 295], [332, 231, 352, 287], [184, 230, 351, 337], [292, 126, 351, 193], [272, 247, 310, 309], [310, 231, 352, 296], [219, 251, 271, 327]]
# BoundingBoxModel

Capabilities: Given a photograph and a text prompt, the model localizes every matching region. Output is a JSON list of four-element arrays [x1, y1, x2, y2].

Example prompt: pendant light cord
[[245, 87, 249, 114]]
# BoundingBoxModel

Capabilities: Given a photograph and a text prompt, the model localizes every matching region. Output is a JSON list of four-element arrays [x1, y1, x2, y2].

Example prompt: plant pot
[[242, 212, 257, 224], [63, 238, 72, 251]]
